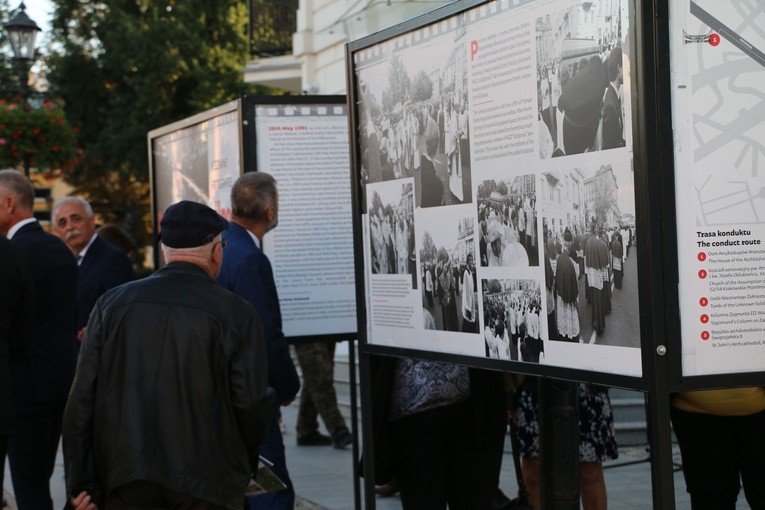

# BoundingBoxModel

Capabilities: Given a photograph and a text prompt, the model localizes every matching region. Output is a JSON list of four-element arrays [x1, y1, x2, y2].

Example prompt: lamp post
[[5, 2, 41, 176]]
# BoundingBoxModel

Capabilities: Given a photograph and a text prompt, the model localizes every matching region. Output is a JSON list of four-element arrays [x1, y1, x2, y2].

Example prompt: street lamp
[[5, 2, 41, 102], [4, 2, 41, 177]]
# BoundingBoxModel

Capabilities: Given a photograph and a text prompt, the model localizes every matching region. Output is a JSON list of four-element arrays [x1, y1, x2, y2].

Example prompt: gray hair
[[231, 172, 277, 222], [161, 235, 220, 260], [0, 169, 34, 211], [52, 196, 94, 219]]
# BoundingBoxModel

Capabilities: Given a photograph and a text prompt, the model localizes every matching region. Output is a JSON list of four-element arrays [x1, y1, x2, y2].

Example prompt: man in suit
[[601, 45, 625, 151], [216, 172, 300, 510], [53, 197, 134, 340], [0, 169, 78, 510], [0, 235, 33, 506]]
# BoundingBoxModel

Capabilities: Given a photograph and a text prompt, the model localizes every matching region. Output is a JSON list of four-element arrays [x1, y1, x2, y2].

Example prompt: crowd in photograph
[[359, 90, 470, 206], [482, 283, 543, 363], [537, 38, 626, 158], [544, 220, 633, 343], [477, 190, 538, 267], [420, 253, 477, 332], [369, 205, 415, 280]]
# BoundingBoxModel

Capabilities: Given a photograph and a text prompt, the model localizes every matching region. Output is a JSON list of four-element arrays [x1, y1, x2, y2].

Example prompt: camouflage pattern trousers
[[293, 341, 349, 440]]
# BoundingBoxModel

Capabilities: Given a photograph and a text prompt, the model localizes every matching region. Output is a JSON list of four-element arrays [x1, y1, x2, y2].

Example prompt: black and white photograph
[[418, 210, 478, 333], [153, 123, 211, 218], [482, 279, 543, 363], [535, 0, 628, 158], [538, 161, 637, 347], [355, 18, 472, 210], [368, 181, 416, 287], [476, 175, 539, 267]]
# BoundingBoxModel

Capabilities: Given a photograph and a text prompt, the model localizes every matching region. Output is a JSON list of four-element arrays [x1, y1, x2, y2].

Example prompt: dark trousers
[[461, 317, 478, 334], [245, 420, 294, 510], [8, 398, 67, 510], [108, 480, 228, 509], [670, 406, 765, 510], [389, 401, 503, 510]]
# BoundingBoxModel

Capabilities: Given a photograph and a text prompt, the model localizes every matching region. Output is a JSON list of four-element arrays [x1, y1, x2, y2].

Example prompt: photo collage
[[355, 0, 641, 376]]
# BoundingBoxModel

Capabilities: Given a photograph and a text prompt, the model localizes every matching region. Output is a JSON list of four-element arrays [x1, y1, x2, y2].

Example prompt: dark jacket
[[0, 236, 34, 435], [76, 235, 134, 331], [62, 262, 275, 510], [216, 222, 300, 404], [11, 220, 78, 404]]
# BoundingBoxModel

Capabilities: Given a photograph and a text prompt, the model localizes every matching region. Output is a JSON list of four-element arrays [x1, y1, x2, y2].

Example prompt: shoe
[[296, 431, 332, 446], [332, 431, 353, 449]]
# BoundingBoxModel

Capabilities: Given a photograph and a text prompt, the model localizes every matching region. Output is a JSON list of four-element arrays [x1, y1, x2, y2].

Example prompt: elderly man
[[216, 172, 300, 510], [53, 197, 134, 339], [0, 169, 78, 510], [63, 200, 275, 510]]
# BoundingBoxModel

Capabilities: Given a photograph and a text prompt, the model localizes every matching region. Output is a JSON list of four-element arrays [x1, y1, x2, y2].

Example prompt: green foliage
[[44, 0, 291, 254], [0, 99, 79, 175]]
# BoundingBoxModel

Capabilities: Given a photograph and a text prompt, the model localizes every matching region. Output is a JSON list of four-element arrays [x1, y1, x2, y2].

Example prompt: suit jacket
[[601, 84, 624, 150], [216, 222, 300, 404], [76, 235, 135, 331], [10, 220, 78, 404], [0, 236, 34, 434]]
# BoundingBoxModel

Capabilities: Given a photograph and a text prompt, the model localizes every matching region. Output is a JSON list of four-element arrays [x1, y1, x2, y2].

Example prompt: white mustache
[[65, 229, 82, 240]]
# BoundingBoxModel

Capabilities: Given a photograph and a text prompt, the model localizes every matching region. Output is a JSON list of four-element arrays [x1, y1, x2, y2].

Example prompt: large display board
[[149, 100, 242, 231], [670, 1, 765, 378], [348, 0, 642, 379], [248, 97, 357, 340], [148, 97, 357, 342]]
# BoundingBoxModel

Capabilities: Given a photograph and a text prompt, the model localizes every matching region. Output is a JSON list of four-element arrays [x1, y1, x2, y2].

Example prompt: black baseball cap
[[159, 200, 228, 248]]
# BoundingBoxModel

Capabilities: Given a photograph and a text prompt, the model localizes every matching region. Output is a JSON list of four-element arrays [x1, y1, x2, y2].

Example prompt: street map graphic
[[673, 0, 765, 376], [688, 0, 765, 226]]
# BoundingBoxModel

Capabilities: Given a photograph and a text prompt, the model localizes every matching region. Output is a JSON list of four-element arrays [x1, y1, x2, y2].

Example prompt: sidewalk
[[2, 402, 748, 509]]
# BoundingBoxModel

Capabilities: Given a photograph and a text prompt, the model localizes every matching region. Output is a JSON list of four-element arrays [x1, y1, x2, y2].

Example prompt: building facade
[[243, 0, 453, 94]]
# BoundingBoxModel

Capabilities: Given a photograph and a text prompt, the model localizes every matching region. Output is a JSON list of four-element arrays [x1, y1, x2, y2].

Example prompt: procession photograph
[[355, 19, 472, 210], [476, 175, 539, 267], [367, 181, 416, 288], [418, 207, 478, 333], [481, 278, 543, 363], [535, 0, 629, 158], [538, 160, 638, 348]]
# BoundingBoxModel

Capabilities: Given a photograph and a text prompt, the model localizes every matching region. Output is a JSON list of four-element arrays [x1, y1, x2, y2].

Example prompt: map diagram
[[687, 0, 765, 226]]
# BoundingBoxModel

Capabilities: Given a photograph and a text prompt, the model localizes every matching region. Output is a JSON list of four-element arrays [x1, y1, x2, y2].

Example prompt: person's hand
[[70, 491, 97, 510], [77, 327, 86, 342]]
